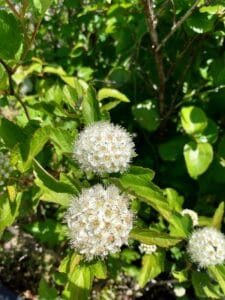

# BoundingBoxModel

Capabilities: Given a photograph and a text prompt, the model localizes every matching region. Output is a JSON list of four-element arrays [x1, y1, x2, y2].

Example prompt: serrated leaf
[[130, 228, 182, 247], [181, 106, 208, 135], [211, 202, 224, 230], [138, 252, 165, 287], [183, 141, 213, 179]]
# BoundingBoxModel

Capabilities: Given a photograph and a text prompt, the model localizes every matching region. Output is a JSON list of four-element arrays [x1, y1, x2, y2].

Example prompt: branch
[[144, 0, 165, 116], [6, 0, 20, 18], [0, 59, 30, 121], [156, 0, 201, 52]]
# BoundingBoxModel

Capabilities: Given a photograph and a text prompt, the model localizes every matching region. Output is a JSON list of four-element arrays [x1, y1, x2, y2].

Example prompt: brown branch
[[6, 0, 20, 18], [0, 59, 30, 121], [21, 19, 42, 62], [156, 0, 201, 52], [144, 0, 165, 116]]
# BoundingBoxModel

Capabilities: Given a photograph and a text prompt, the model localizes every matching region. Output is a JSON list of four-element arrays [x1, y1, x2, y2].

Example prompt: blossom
[[73, 121, 135, 174], [65, 184, 133, 260], [187, 227, 225, 268], [181, 209, 198, 226], [139, 243, 157, 255], [173, 286, 186, 297]]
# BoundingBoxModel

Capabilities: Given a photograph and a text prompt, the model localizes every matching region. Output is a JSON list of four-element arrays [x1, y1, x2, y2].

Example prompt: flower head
[[139, 243, 157, 255], [0, 152, 13, 186], [73, 121, 135, 174], [181, 209, 198, 226], [65, 184, 133, 260], [187, 227, 225, 268]]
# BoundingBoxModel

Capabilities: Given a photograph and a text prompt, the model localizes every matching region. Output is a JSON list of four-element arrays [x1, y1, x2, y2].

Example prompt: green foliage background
[[1, 0, 225, 299]]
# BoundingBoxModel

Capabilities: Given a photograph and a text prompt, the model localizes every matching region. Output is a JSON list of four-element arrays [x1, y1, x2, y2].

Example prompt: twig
[[20, 19, 42, 63], [6, 0, 20, 18], [0, 59, 30, 121], [144, 0, 165, 116], [156, 0, 201, 52]]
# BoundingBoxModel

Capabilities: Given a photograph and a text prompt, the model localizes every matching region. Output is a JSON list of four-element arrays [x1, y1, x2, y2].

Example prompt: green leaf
[[195, 119, 218, 144], [33, 159, 77, 194], [158, 136, 188, 161], [0, 11, 23, 60], [59, 252, 82, 274], [63, 85, 78, 108], [0, 118, 26, 149], [22, 126, 51, 171], [186, 12, 215, 34], [50, 127, 77, 155], [130, 228, 182, 247], [91, 260, 107, 279], [61, 254, 94, 300], [38, 278, 58, 300], [32, 0, 53, 16], [97, 88, 130, 102], [211, 202, 224, 230], [192, 271, 223, 298], [82, 86, 101, 125], [183, 141, 213, 179], [181, 106, 208, 135], [164, 188, 184, 212], [35, 178, 71, 206], [208, 265, 225, 295], [113, 167, 172, 221], [132, 100, 160, 132], [168, 213, 192, 238], [24, 218, 66, 248], [0, 192, 22, 234], [138, 252, 165, 288]]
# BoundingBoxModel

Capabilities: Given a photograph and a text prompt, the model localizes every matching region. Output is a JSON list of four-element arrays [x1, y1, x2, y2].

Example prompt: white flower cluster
[[73, 121, 135, 174], [0, 152, 13, 186], [139, 243, 157, 255], [187, 227, 225, 268], [65, 184, 133, 260], [181, 209, 198, 226]]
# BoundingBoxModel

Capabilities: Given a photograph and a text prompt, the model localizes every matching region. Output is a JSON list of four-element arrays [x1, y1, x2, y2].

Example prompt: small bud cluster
[[139, 243, 157, 255], [181, 209, 198, 226], [0, 152, 13, 187], [73, 121, 135, 174], [65, 184, 133, 260], [187, 227, 225, 268]]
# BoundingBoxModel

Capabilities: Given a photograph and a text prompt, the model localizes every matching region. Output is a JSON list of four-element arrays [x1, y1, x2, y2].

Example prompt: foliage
[[0, 0, 225, 299]]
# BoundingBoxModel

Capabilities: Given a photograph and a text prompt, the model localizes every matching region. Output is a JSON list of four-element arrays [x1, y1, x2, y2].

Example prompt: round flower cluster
[[65, 184, 133, 260], [139, 243, 157, 255], [181, 209, 198, 226], [187, 227, 225, 268], [0, 152, 13, 186], [73, 121, 135, 174]]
